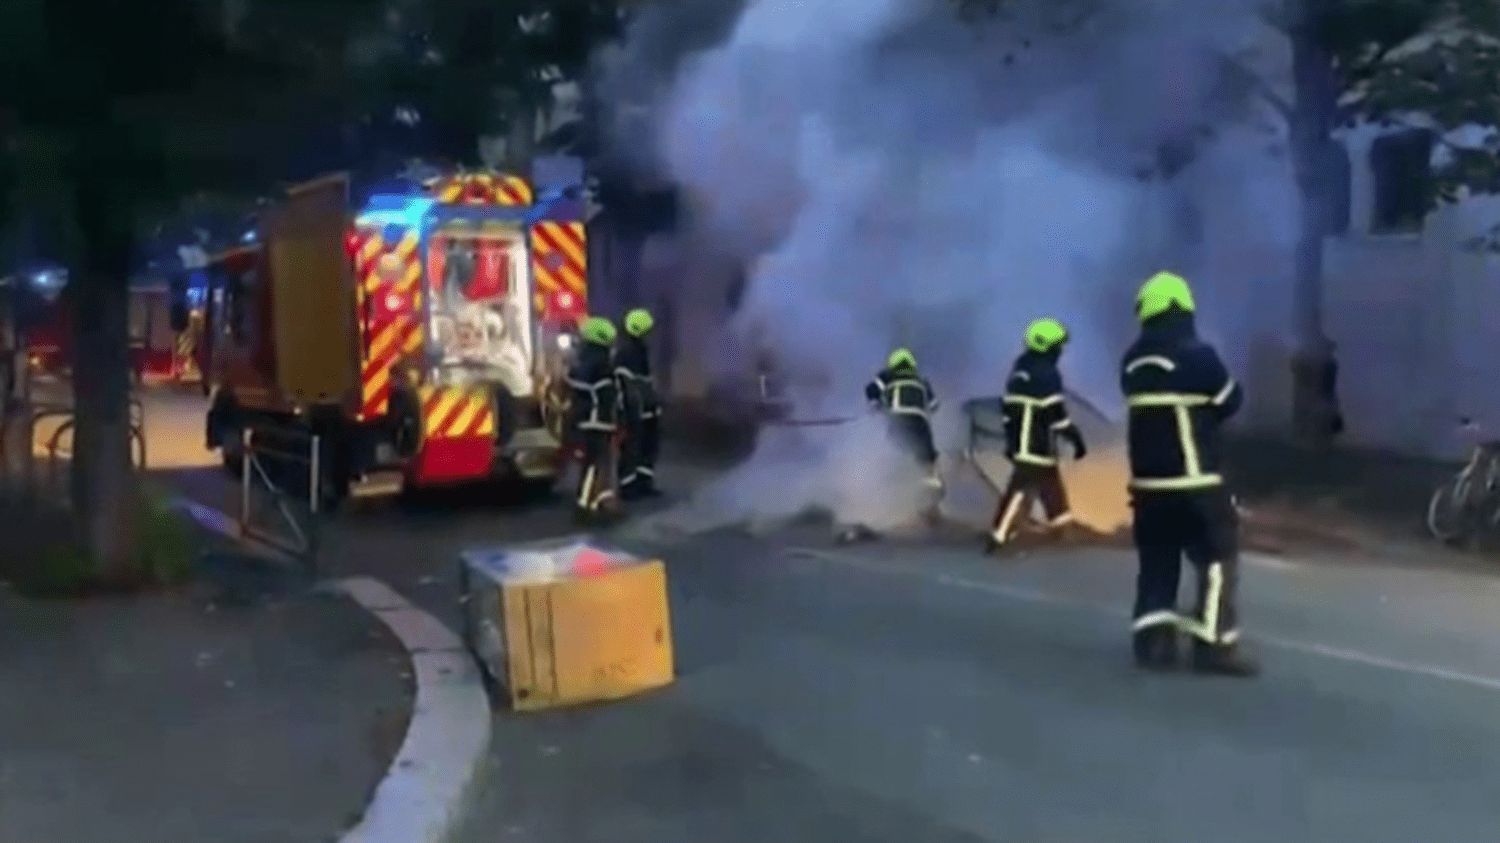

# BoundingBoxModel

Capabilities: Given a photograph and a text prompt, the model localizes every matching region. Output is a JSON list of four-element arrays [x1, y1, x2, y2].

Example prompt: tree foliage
[[355, 0, 629, 163], [0, 0, 381, 582], [950, 0, 1500, 206]]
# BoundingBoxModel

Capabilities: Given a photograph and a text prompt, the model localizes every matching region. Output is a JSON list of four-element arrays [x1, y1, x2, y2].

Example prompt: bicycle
[[1425, 418, 1500, 545]]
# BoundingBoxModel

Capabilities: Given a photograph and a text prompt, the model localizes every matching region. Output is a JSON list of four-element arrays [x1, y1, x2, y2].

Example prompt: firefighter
[[865, 348, 941, 490], [1122, 271, 1257, 676], [566, 316, 621, 520], [615, 307, 662, 499], [986, 317, 1087, 554]]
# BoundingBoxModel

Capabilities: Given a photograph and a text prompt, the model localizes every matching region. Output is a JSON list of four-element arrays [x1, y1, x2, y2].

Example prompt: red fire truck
[[202, 170, 590, 500], [1, 269, 179, 384]]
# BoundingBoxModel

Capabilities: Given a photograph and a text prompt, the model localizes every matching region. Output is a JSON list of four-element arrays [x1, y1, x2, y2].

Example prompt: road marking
[[1244, 552, 1299, 572], [785, 546, 1500, 695]]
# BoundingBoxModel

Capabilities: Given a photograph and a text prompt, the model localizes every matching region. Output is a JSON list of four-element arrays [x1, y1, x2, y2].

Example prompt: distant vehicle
[[202, 167, 592, 503], [0, 269, 180, 386]]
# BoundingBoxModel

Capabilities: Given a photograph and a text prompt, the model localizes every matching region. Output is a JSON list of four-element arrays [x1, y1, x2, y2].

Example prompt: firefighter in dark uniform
[[987, 318, 1087, 554], [615, 307, 662, 499], [566, 316, 621, 520], [865, 348, 942, 491], [1122, 271, 1257, 676]]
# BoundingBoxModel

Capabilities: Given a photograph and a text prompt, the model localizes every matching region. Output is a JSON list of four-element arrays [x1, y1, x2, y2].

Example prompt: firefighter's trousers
[[619, 411, 660, 495], [1130, 488, 1241, 650], [990, 463, 1072, 546], [574, 429, 619, 515], [887, 414, 937, 468]]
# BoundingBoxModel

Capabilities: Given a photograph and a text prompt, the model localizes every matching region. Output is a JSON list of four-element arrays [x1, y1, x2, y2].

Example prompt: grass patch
[[0, 485, 197, 598]]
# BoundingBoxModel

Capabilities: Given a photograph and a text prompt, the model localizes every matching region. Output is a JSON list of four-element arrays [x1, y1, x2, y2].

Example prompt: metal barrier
[[39, 398, 147, 493], [238, 422, 323, 573], [0, 394, 148, 504]]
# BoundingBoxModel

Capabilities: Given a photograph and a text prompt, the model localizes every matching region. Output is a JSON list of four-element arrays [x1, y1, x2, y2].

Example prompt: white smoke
[[600, 0, 1297, 533]]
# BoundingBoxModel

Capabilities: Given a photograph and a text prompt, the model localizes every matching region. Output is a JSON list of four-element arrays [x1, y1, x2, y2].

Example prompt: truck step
[[350, 470, 405, 499]]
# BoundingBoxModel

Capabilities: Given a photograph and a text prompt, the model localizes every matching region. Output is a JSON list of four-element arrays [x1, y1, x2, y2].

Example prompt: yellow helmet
[[1025, 317, 1069, 353], [887, 347, 917, 371], [1136, 271, 1196, 322], [624, 308, 654, 338], [580, 316, 617, 346]]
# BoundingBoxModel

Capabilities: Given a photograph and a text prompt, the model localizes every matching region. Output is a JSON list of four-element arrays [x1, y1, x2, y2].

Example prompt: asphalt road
[[146, 388, 1500, 843]]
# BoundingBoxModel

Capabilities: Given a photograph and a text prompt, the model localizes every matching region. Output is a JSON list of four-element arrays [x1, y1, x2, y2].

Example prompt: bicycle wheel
[[1427, 477, 1472, 545]]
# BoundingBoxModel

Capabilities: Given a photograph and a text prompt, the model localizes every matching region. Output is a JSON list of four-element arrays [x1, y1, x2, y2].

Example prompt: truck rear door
[[262, 174, 361, 407]]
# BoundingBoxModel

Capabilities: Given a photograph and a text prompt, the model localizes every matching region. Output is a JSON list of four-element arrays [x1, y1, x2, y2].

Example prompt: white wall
[[1324, 126, 1500, 460]]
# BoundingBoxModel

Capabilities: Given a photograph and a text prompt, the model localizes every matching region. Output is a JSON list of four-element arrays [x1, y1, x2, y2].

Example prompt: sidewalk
[[0, 545, 412, 843], [1226, 436, 1470, 559]]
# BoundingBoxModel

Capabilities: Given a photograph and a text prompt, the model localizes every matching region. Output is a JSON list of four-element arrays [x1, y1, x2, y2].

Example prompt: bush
[[23, 539, 96, 598], [135, 492, 194, 586], [0, 486, 197, 597]]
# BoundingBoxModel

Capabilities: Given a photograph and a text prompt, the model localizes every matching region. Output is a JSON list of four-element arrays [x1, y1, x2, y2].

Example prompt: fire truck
[[202, 168, 591, 500], [0, 268, 179, 385]]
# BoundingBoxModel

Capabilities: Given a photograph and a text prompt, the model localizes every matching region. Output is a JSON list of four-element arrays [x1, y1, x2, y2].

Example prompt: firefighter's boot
[[1132, 628, 1179, 672], [1191, 642, 1261, 678]]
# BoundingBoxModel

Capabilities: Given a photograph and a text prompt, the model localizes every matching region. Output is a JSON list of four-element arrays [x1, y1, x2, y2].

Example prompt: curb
[[173, 499, 492, 843], [336, 577, 492, 843]]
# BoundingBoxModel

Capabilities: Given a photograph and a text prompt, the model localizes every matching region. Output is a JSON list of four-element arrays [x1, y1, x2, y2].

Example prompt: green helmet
[[1136, 271, 1196, 322], [1025, 317, 1069, 353], [887, 347, 917, 371], [580, 316, 617, 347], [624, 308, 654, 338]]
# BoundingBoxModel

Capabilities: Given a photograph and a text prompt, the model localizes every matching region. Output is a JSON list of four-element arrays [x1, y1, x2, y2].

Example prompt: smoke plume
[[598, 0, 1296, 533]]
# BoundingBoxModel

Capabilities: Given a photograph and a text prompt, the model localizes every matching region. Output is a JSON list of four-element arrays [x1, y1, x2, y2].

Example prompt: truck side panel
[[263, 175, 361, 406], [529, 221, 588, 318]]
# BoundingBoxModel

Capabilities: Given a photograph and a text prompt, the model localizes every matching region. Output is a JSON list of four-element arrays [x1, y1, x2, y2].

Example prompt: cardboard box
[[459, 538, 674, 711]]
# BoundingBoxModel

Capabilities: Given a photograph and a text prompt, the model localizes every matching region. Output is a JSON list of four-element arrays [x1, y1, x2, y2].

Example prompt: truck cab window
[[426, 230, 532, 396]]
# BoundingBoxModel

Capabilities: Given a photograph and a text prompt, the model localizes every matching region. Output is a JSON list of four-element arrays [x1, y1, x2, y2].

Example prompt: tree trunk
[[1288, 21, 1340, 442], [69, 169, 139, 585]]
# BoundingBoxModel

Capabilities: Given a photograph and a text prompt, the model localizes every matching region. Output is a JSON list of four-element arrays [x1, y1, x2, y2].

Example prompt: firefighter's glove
[[1062, 426, 1087, 460]]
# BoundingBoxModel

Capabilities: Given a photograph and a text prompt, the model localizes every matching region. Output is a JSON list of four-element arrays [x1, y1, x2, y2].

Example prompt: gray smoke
[[601, 0, 1296, 532]]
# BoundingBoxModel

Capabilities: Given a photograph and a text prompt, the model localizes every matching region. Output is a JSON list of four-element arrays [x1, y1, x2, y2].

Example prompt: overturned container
[[459, 537, 674, 712]]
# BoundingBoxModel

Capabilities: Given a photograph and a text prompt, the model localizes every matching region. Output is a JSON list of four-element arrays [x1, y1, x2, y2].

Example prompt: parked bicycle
[[1426, 418, 1500, 545]]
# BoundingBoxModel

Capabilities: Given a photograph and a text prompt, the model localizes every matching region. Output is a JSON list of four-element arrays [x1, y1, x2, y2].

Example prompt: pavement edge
[[173, 498, 492, 843], [336, 576, 492, 843]]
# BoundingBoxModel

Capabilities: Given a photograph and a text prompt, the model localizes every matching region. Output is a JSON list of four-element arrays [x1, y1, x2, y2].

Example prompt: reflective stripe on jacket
[[1119, 313, 1242, 491], [568, 345, 619, 432], [1002, 351, 1074, 467], [865, 367, 938, 419], [613, 336, 660, 421]]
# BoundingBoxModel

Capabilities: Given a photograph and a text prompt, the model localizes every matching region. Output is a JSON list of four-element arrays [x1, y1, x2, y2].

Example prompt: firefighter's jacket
[[865, 367, 937, 420], [1002, 350, 1076, 467], [613, 336, 660, 422], [1119, 312, 1242, 492], [567, 344, 619, 433]]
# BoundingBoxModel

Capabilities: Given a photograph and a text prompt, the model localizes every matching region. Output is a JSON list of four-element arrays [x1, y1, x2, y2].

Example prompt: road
[[144, 388, 1500, 842]]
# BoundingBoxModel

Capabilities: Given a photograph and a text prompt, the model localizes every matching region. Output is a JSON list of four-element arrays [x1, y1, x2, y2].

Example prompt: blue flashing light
[[356, 194, 437, 231], [30, 270, 66, 290]]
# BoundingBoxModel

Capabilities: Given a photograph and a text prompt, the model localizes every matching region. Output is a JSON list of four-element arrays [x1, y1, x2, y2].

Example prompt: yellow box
[[460, 540, 674, 711]]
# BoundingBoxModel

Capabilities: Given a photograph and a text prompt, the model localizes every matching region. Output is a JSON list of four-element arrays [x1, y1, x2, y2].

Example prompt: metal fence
[[0, 391, 147, 505], [237, 421, 323, 575]]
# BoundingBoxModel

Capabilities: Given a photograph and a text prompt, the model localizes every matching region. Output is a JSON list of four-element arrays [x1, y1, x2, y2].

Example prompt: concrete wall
[[1324, 126, 1500, 460]]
